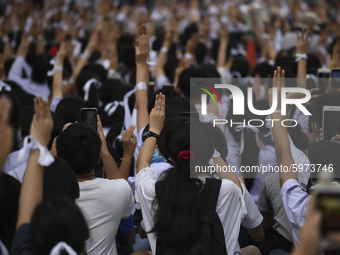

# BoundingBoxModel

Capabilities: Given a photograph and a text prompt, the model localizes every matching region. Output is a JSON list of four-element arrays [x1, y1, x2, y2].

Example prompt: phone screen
[[318, 72, 330, 94], [323, 110, 340, 140], [316, 193, 340, 236], [332, 70, 340, 89], [80, 108, 98, 130]]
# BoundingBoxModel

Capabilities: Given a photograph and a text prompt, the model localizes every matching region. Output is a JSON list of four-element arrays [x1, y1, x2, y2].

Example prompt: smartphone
[[317, 68, 330, 94], [181, 112, 199, 120], [315, 186, 340, 250], [322, 106, 340, 141], [80, 108, 98, 130], [331, 68, 340, 90]]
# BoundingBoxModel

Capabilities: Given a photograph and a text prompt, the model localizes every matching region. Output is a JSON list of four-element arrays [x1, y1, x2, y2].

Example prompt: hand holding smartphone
[[80, 108, 98, 130], [322, 106, 340, 141]]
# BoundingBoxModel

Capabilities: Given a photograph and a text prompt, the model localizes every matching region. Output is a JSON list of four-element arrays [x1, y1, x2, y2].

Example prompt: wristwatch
[[142, 130, 159, 144]]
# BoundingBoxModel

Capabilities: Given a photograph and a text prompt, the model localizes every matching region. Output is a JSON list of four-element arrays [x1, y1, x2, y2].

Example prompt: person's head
[[31, 197, 88, 255], [311, 92, 340, 129], [75, 72, 101, 108], [178, 67, 206, 98], [230, 56, 251, 78], [31, 53, 53, 84], [152, 117, 214, 248], [80, 64, 108, 83], [99, 79, 122, 106], [43, 158, 80, 201], [16, 92, 37, 111], [288, 123, 309, 155], [56, 122, 102, 175], [165, 96, 195, 120], [0, 90, 21, 128], [195, 42, 208, 65], [252, 62, 276, 78], [55, 96, 86, 125], [21, 107, 63, 150], [0, 173, 21, 251]]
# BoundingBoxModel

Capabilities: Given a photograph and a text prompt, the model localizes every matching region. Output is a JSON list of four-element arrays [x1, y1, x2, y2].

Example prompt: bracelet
[[295, 53, 307, 62], [120, 158, 132, 164], [212, 149, 221, 158], [160, 47, 168, 53], [146, 60, 156, 66], [56, 65, 63, 72], [135, 82, 147, 91]]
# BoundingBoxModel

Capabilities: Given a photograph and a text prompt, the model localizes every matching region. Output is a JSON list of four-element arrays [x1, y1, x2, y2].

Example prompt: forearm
[[17, 150, 43, 228], [272, 112, 297, 184], [213, 157, 242, 191], [36, 36, 44, 56], [136, 136, 157, 173], [136, 64, 149, 132], [120, 153, 134, 180], [102, 148, 125, 179], [52, 59, 63, 99], [155, 51, 167, 77], [62, 81, 74, 97], [217, 39, 227, 68], [297, 59, 307, 87]]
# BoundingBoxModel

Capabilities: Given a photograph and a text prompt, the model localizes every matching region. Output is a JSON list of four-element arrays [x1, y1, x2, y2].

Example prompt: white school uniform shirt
[[76, 178, 135, 255], [8, 56, 51, 100], [135, 167, 247, 255]]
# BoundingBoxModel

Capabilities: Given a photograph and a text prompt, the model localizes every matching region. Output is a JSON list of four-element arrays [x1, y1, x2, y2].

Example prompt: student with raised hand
[[10, 97, 88, 255], [135, 93, 248, 255], [56, 115, 134, 255], [270, 67, 311, 246]]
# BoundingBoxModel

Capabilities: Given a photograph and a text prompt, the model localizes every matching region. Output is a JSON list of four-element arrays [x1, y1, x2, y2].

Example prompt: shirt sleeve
[[11, 223, 36, 255], [7, 57, 29, 90], [257, 178, 272, 213], [155, 75, 171, 90], [50, 96, 63, 112], [121, 180, 135, 220], [240, 181, 263, 229], [117, 215, 135, 236], [280, 179, 310, 228]]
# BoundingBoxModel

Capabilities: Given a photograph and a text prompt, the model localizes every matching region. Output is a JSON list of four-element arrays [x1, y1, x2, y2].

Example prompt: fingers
[[62, 122, 73, 131], [154, 93, 160, 109], [281, 69, 285, 88], [161, 93, 166, 111], [273, 70, 277, 88], [331, 134, 340, 141], [97, 114, 103, 132]]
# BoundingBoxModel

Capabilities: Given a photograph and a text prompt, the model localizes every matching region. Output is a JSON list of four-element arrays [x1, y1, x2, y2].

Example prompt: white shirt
[[135, 167, 247, 255], [8, 56, 51, 100], [280, 178, 310, 246], [76, 178, 135, 255], [2, 150, 28, 183]]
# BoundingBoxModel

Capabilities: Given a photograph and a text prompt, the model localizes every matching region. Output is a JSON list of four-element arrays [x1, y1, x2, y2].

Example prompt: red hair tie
[[177, 150, 194, 162]]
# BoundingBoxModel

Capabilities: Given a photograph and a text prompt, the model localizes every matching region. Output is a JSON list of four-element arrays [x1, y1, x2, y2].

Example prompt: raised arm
[[16, 97, 53, 228], [97, 115, 125, 180], [270, 67, 297, 187], [121, 125, 137, 180], [155, 29, 173, 78], [135, 25, 150, 133], [0, 96, 14, 168], [136, 93, 165, 173], [217, 25, 228, 68], [51, 42, 67, 100], [296, 30, 310, 87]]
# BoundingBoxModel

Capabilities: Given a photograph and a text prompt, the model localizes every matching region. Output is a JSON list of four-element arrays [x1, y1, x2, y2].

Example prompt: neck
[[76, 170, 96, 182]]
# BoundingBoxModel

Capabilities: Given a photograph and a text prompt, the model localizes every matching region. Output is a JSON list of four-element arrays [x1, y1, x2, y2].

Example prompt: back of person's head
[[81, 64, 108, 82], [275, 55, 297, 75], [288, 123, 309, 153], [21, 107, 63, 150], [311, 92, 340, 129], [230, 56, 251, 78], [152, 117, 214, 248], [252, 62, 276, 78], [56, 122, 101, 175], [16, 92, 37, 111], [31, 53, 53, 84], [307, 54, 321, 70], [31, 197, 88, 255], [165, 96, 194, 120], [55, 96, 86, 125], [75, 71, 101, 108], [43, 158, 80, 201], [0, 173, 21, 251], [178, 67, 206, 98], [122, 46, 136, 70], [195, 42, 208, 65], [99, 79, 122, 105]]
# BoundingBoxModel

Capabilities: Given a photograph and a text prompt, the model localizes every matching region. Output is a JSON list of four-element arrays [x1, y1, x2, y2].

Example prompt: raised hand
[[17, 35, 32, 57], [296, 29, 310, 54], [149, 93, 166, 135], [30, 96, 53, 147], [135, 24, 149, 66], [122, 125, 137, 156], [57, 42, 67, 65]]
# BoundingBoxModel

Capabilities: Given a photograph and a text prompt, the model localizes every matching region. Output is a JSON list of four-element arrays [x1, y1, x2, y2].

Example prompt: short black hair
[[55, 96, 86, 125], [56, 122, 102, 175], [31, 53, 53, 84]]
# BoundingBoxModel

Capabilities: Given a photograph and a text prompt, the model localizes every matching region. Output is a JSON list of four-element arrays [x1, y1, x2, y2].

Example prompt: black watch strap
[[144, 131, 159, 143]]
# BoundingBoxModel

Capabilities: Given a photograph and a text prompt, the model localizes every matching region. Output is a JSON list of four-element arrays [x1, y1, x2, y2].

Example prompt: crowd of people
[[0, 0, 340, 255]]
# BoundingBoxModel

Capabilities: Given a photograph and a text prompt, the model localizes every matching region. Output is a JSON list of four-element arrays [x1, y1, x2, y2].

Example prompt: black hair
[[178, 67, 206, 98], [43, 158, 80, 201], [287, 123, 309, 152], [0, 90, 21, 128], [21, 107, 63, 150], [0, 173, 21, 251], [56, 122, 102, 175], [306, 54, 321, 70], [165, 96, 195, 120], [94, 144, 120, 177], [203, 122, 228, 160], [275, 55, 297, 75], [55, 96, 86, 125], [99, 79, 122, 106], [75, 71, 101, 108], [230, 56, 251, 78], [164, 55, 179, 84], [31, 197, 88, 255], [252, 62, 276, 78], [151, 117, 214, 249], [311, 92, 340, 129], [31, 53, 53, 84], [122, 46, 136, 70], [117, 34, 135, 64], [16, 92, 37, 111], [195, 42, 208, 65], [81, 64, 108, 82], [4, 58, 15, 78]]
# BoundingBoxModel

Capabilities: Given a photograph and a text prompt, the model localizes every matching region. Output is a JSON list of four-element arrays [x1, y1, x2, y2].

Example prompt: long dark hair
[[151, 117, 214, 249]]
